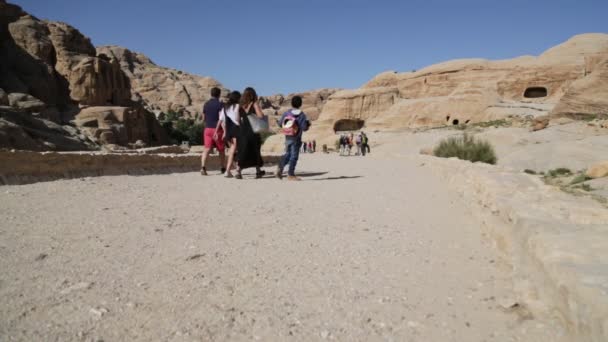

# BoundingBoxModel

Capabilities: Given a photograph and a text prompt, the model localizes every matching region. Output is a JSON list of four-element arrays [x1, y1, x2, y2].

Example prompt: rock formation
[[0, 1, 177, 150], [260, 88, 340, 131], [96, 45, 227, 119], [270, 33, 608, 151], [74, 106, 167, 146]]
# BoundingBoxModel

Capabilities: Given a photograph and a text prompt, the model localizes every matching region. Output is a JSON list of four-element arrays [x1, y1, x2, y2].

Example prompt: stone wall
[[0, 151, 280, 185], [424, 155, 608, 342]]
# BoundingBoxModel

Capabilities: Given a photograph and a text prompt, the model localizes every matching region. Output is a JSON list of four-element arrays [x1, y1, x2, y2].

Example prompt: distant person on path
[[313, 140, 317, 152], [347, 133, 353, 155], [339, 135, 345, 155], [308, 141, 313, 153], [302, 141, 307, 153], [276, 96, 310, 181], [362, 132, 370, 155], [201, 87, 226, 175], [217, 91, 241, 178], [355, 133, 362, 156]]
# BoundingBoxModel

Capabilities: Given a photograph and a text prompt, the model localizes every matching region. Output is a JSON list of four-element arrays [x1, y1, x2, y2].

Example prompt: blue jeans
[[279, 139, 301, 176]]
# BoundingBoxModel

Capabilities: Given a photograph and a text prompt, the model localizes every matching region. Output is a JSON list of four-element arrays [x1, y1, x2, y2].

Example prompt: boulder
[[8, 93, 46, 112], [0, 89, 8, 106], [0, 106, 94, 151], [74, 106, 168, 146], [586, 161, 608, 179], [532, 116, 550, 131]]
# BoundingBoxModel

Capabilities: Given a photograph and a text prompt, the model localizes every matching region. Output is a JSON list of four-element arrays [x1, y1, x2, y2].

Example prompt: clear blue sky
[[12, 0, 608, 96]]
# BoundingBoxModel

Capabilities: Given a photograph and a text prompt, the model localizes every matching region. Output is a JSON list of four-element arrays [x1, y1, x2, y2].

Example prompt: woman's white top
[[220, 104, 240, 126]]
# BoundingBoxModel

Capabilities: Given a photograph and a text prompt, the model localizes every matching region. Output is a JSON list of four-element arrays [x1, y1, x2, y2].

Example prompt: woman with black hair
[[237, 87, 266, 178]]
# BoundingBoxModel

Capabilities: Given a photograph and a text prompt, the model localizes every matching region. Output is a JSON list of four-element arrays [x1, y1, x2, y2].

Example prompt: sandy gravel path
[[0, 153, 563, 341]]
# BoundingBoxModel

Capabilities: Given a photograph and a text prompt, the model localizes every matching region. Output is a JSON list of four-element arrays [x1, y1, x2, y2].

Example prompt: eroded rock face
[[46, 22, 131, 106], [0, 106, 94, 151], [306, 34, 608, 145], [96, 45, 226, 118], [0, 3, 67, 107], [262, 88, 340, 120], [551, 57, 608, 118], [0, 2, 172, 150], [74, 106, 168, 146]]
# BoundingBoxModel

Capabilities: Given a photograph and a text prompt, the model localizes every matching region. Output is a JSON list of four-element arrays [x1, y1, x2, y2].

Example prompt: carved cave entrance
[[524, 87, 548, 98], [333, 119, 365, 132]]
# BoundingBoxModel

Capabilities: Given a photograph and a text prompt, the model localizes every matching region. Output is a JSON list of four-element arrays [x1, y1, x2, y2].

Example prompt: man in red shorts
[[200, 87, 226, 175]]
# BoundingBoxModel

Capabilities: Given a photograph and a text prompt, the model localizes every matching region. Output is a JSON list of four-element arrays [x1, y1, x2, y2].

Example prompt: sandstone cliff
[[96, 45, 227, 119], [0, 1, 173, 150], [264, 33, 608, 151]]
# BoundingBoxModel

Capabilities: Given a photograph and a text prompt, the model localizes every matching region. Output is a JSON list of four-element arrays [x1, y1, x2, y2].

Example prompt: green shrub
[[547, 168, 572, 177], [160, 112, 204, 145], [433, 134, 497, 165], [570, 173, 591, 185], [574, 183, 594, 192]]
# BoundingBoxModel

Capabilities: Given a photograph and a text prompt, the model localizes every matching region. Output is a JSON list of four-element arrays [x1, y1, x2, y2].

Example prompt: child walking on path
[[276, 96, 310, 181]]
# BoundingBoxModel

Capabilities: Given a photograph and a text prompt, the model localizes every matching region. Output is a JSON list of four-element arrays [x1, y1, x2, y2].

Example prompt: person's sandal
[[235, 173, 243, 180], [200, 167, 208, 176], [224, 171, 233, 178]]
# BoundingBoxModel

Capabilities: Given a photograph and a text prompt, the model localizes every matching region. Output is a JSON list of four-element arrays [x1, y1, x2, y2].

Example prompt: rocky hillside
[[96, 45, 227, 119], [260, 88, 340, 131], [0, 0, 224, 151], [261, 33, 608, 151]]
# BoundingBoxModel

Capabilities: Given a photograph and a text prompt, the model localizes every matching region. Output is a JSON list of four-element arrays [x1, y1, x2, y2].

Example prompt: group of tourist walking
[[338, 132, 370, 156], [301, 140, 317, 153], [200, 87, 310, 180]]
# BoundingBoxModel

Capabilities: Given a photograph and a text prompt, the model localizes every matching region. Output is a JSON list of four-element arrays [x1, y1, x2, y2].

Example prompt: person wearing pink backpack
[[276, 96, 310, 181]]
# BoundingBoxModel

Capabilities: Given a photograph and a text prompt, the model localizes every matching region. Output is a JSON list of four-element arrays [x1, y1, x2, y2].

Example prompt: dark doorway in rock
[[452, 119, 460, 125], [524, 87, 548, 98], [333, 119, 365, 132]]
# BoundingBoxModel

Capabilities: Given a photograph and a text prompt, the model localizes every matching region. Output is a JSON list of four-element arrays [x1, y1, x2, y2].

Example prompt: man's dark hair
[[291, 96, 302, 109], [210, 87, 221, 98]]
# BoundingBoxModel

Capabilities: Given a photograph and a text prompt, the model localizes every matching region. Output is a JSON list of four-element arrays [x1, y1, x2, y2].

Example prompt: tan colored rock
[[46, 22, 131, 106], [262, 88, 340, 119], [0, 4, 67, 106], [550, 57, 608, 119], [586, 161, 608, 179], [74, 106, 168, 146], [96, 45, 226, 118], [532, 116, 550, 131], [308, 34, 608, 143]]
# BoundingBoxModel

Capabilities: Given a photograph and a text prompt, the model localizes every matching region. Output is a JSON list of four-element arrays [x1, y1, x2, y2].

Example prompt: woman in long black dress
[[237, 87, 265, 178]]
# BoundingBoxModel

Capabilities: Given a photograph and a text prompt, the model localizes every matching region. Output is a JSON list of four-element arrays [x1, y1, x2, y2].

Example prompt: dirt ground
[[0, 153, 566, 341]]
